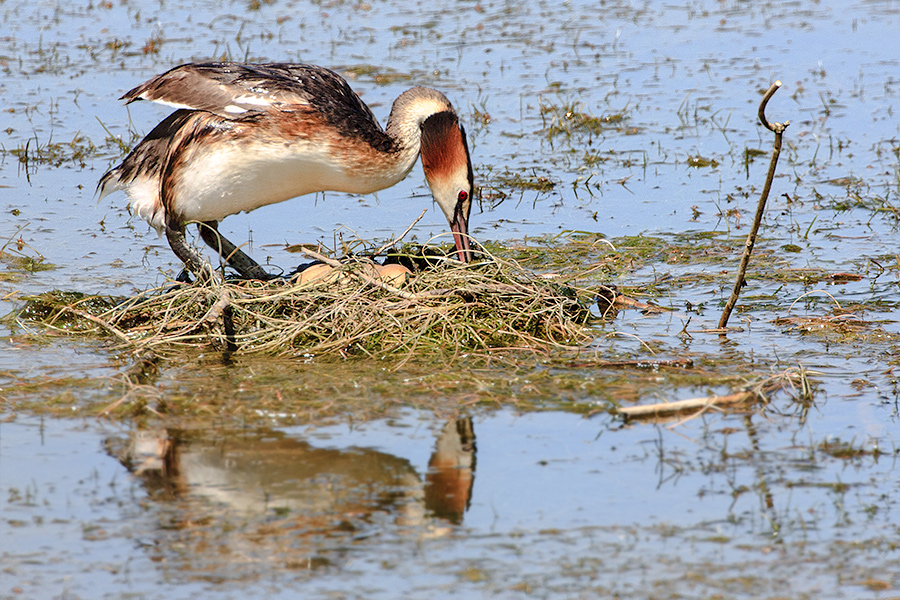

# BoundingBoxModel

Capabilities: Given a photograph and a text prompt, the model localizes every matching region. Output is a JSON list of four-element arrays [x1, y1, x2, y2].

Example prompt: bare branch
[[718, 81, 790, 330]]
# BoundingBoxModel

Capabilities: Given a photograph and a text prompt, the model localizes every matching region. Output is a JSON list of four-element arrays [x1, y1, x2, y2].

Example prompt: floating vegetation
[[686, 154, 719, 168], [0, 227, 53, 281], [774, 312, 892, 343], [342, 64, 417, 86], [0, 248, 52, 277], [817, 438, 884, 461], [539, 98, 632, 140], [12, 247, 614, 359], [3, 132, 99, 170], [489, 168, 558, 192]]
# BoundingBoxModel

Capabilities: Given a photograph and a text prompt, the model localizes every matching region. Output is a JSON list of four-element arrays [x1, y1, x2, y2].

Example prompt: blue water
[[2, 0, 900, 598], [2, 406, 896, 599]]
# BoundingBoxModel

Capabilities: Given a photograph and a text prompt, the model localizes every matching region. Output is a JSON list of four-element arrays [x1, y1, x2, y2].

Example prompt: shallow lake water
[[2, 0, 900, 598]]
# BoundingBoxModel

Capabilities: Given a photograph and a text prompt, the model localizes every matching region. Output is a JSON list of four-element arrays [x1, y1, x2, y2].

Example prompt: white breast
[[169, 139, 413, 223]]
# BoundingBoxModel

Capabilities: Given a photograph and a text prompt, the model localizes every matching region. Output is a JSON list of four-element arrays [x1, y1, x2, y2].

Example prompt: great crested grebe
[[97, 62, 475, 280]]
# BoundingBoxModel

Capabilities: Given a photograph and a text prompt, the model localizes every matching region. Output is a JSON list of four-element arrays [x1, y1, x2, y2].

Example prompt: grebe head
[[420, 111, 475, 263]]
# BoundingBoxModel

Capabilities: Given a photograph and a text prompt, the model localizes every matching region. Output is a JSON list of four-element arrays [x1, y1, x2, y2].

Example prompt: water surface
[[2, 1, 900, 598]]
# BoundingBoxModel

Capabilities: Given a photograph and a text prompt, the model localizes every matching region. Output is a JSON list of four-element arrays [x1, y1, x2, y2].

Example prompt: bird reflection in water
[[104, 417, 475, 573]]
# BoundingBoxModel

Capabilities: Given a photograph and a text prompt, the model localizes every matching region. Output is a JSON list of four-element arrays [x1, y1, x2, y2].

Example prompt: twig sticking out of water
[[718, 81, 790, 330]]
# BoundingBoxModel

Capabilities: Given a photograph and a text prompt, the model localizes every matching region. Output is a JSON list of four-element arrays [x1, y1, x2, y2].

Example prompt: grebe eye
[[458, 190, 468, 203]]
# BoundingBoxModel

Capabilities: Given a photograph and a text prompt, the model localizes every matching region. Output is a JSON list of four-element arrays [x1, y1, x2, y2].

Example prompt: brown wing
[[96, 109, 198, 198], [121, 62, 382, 128]]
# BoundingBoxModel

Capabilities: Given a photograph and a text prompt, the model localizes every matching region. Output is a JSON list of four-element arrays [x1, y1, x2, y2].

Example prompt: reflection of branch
[[743, 414, 777, 518], [718, 81, 790, 330]]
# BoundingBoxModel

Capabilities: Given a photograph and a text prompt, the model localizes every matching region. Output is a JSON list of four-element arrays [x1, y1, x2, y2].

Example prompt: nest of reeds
[[14, 245, 615, 359]]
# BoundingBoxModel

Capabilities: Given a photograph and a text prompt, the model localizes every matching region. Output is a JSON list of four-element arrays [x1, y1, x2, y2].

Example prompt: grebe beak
[[450, 200, 472, 263], [420, 113, 476, 264]]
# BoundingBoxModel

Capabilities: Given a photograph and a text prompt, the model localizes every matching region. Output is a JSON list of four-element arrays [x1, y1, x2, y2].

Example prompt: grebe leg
[[198, 221, 273, 280], [166, 224, 214, 282]]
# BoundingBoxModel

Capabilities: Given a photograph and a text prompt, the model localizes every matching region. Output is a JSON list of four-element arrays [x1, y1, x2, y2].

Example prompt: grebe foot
[[175, 268, 193, 283]]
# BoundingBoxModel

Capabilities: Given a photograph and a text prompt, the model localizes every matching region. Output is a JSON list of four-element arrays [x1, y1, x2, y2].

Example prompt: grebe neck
[[384, 86, 457, 164]]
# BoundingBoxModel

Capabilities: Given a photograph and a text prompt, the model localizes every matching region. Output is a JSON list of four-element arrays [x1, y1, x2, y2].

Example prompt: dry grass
[[15, 247, 612, 360]]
